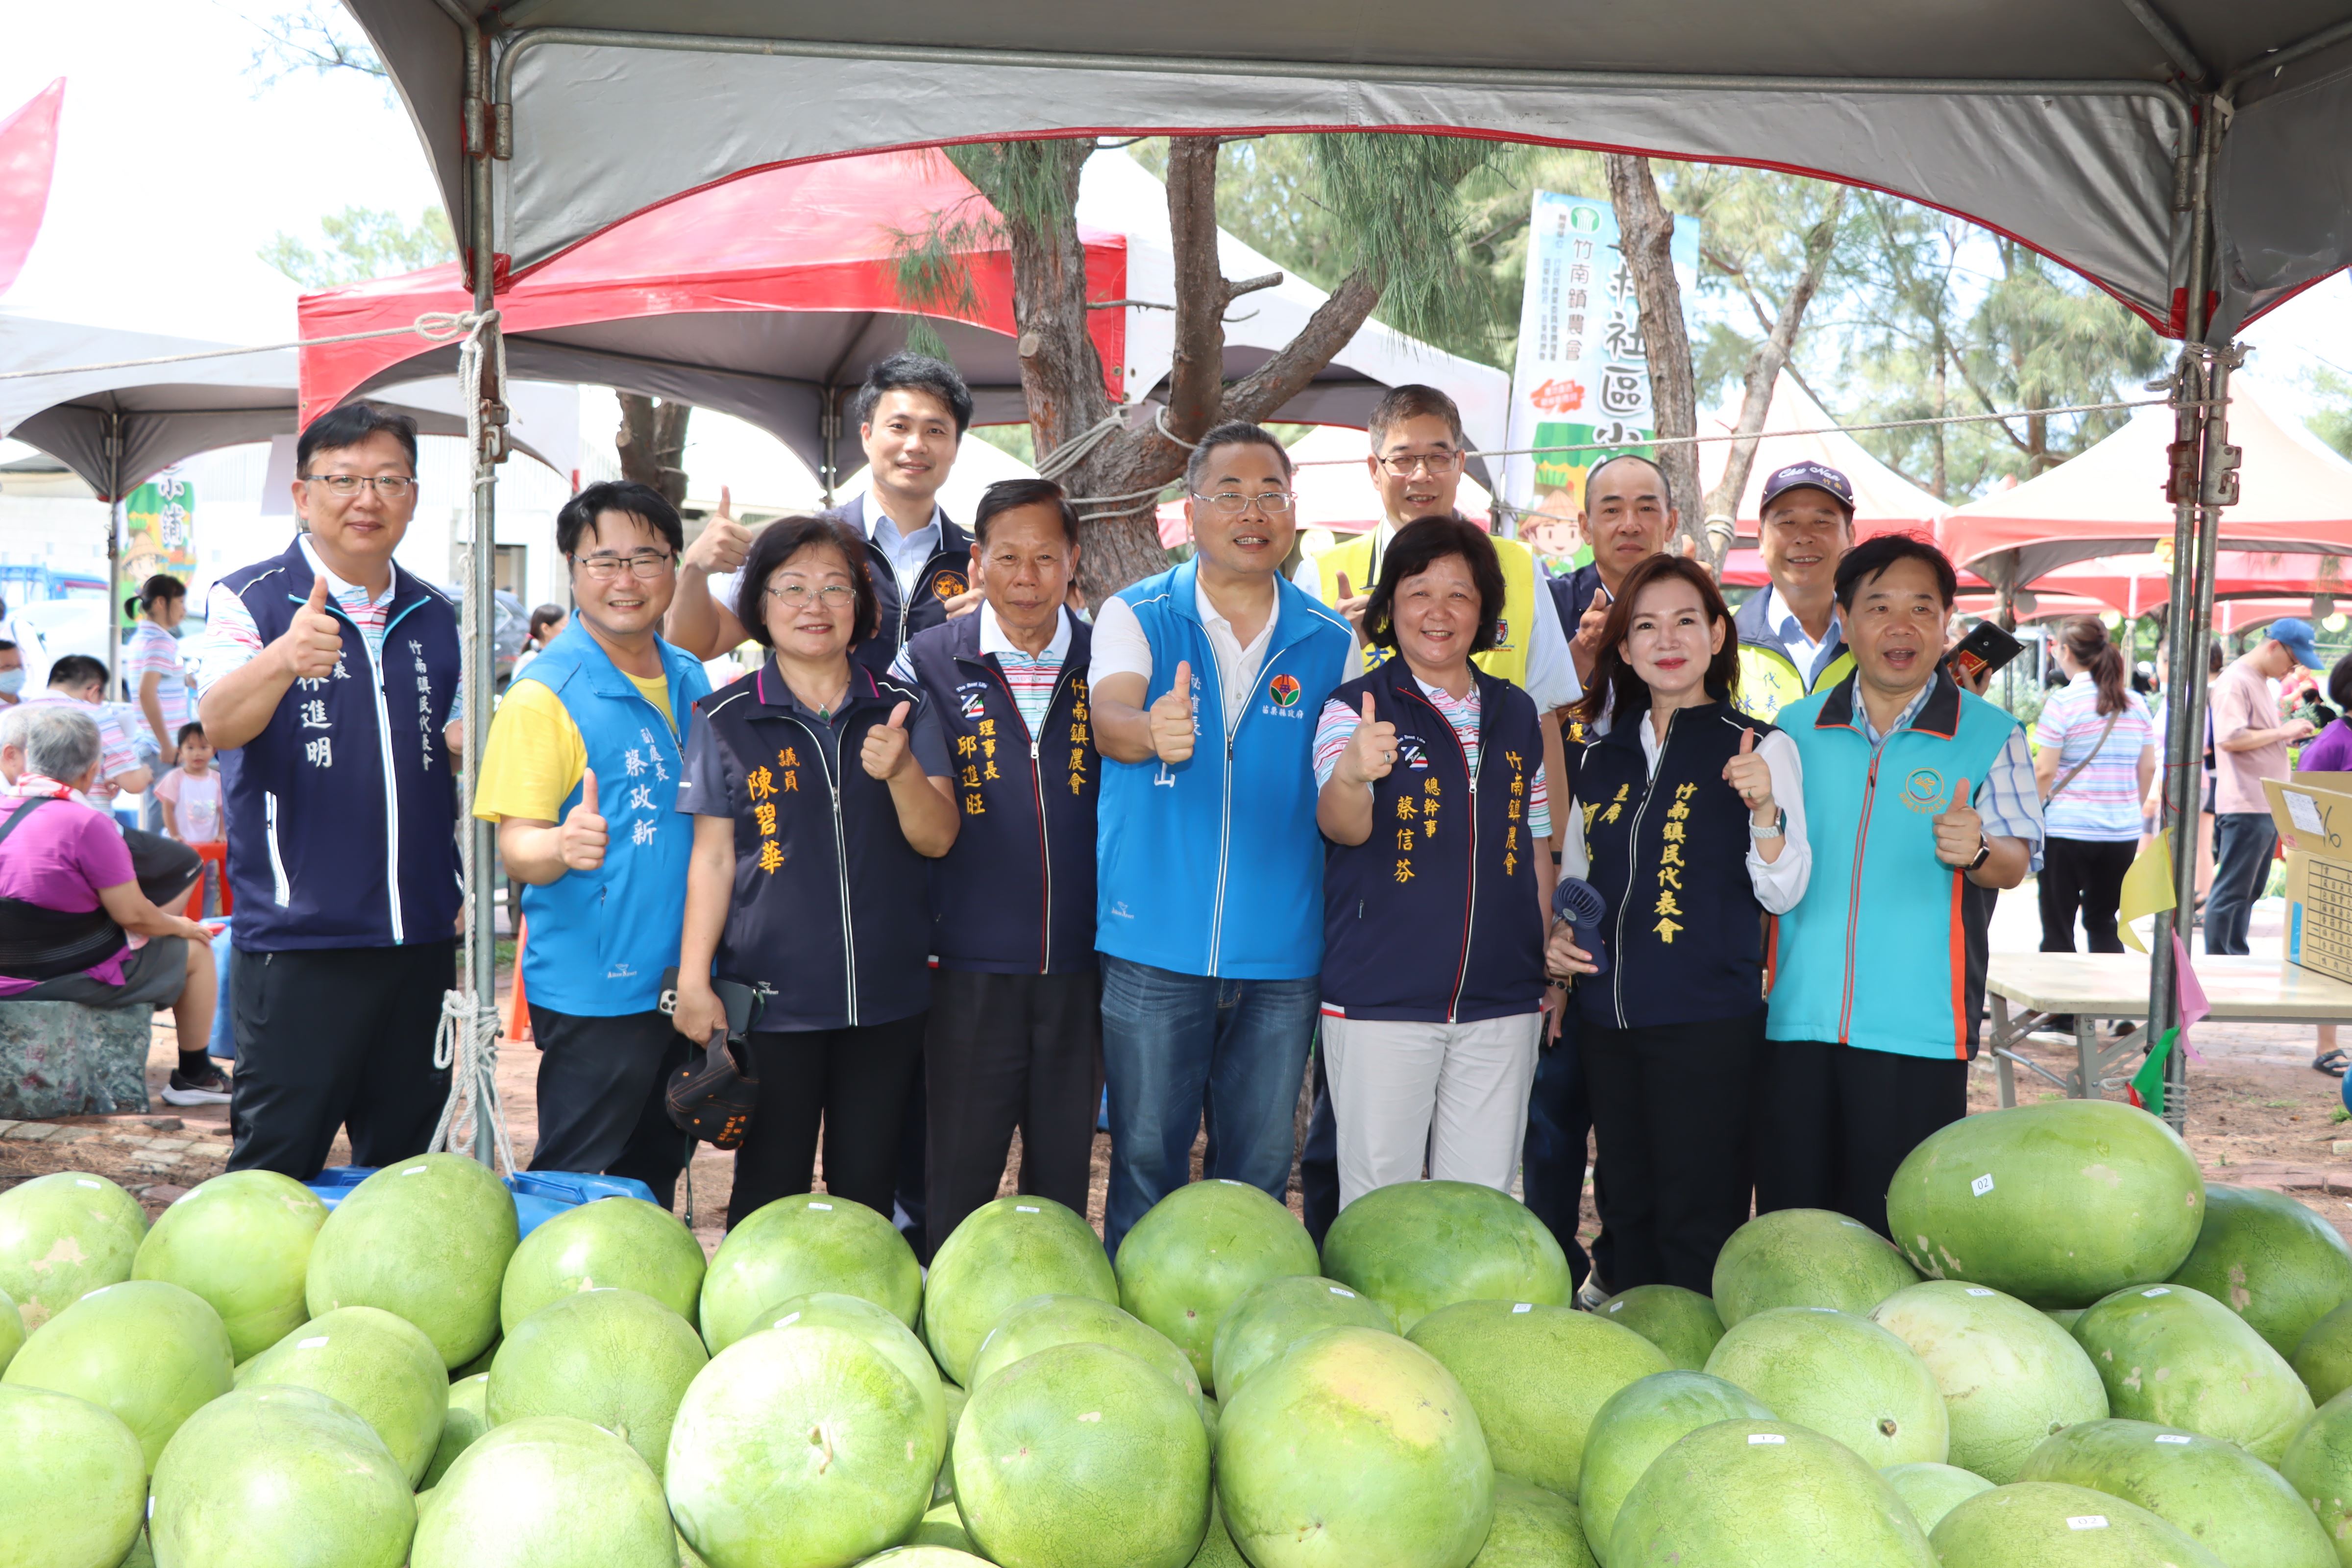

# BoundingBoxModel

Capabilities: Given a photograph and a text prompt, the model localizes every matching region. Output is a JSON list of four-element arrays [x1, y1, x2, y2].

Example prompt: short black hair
[[297, 401, 418, 475], [1584, 451, 1673, 514], [558, 480, 684, 558], [1364, 516, 1506, 657], [1186, 419, 1295, 496], [734, 515, 880, 649], [2328, 651, 2352, 714], [47, 653, 108, 692], [974, 478, 1080, 548], [853, 351, 974, 436], [1368, 385, 1466, 450], [176, 721, 206, 748], [1834, 532, 1958, 610], [0, 639, 15, 654]]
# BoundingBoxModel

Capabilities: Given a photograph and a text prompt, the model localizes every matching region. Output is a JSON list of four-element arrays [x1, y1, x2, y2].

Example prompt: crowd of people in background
[[0, 347, 2342, 1296]]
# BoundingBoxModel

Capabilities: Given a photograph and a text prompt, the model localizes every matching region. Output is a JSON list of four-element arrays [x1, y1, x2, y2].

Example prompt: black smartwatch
[[1964, 833, 1993, 873]]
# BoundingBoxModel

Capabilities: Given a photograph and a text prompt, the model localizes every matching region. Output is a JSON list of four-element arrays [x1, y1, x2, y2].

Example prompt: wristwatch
[[1964, 833, 1993, 873], [1749, 810, 1785, 841]]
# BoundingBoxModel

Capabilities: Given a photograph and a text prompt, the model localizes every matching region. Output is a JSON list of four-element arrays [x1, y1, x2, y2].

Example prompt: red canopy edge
[[0, 78, 63, 300]]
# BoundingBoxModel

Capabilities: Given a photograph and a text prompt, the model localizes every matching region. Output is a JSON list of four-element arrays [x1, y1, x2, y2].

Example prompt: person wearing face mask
[[1734, 463, 1858, 722], [1312, 516, 1556, 1209], [1547, 554, 1810, 1295], [0, 640, 25, 705]]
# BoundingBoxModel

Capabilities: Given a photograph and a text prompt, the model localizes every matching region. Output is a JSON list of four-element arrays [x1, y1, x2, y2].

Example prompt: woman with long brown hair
[[2033, 615, 2155, 953], [1547, 553, 1810, 1296]]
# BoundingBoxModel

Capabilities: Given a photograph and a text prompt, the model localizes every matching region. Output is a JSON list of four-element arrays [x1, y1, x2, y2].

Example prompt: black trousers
[[2038, 836, 2137, 954], [527, 1005, 693, 1211], [729, 1013, 928, 1229], [923, 968, 1101, 1260], [1753, 1038, 1968, 1238], [226, 940, 455, 1180], [1582, 1011, 1762, 1296], [1523, 1012, 1602, 1290]]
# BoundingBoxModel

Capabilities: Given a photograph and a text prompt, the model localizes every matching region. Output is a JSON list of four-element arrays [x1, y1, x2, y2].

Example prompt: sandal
[[2314, 1050, 2348, 1078]]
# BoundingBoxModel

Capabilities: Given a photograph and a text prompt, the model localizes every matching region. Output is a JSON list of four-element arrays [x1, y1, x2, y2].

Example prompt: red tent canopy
[[0, 78, 60, 300], [2021, 549, 2349, 619], [298, 149, 1125, 480]]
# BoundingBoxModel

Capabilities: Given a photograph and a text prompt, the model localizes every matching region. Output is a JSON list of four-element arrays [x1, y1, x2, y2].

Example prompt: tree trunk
[[1602, 154, 1705, 564], [1703, 189, 1845, 537], [615, 393, 690, 508]]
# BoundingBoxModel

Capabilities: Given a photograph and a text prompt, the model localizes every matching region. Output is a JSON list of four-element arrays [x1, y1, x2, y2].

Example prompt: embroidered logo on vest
[[1899, 766, 1951, 815], [932, 572, 969, 600], [1267, 673, 1301, 708]]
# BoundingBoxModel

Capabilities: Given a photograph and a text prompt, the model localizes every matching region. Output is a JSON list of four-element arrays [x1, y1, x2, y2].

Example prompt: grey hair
[[3, 702, 101, 782]]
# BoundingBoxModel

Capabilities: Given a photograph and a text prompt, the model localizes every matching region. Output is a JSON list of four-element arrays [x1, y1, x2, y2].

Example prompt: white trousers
[[1321, 1011, 1544, 1212]]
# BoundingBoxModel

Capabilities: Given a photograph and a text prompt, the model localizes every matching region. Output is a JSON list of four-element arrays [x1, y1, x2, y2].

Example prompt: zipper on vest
[[339, 603, 406, 944], [1836, 733, 1892, 1044], [787, 712, 858, 1027], [1403, 686, 1481, 1025], [1611, 708, 1677, 1029]]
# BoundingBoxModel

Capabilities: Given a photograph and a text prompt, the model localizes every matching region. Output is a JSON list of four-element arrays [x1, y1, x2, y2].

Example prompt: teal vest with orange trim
[[1765, 670, 2022, 1060]]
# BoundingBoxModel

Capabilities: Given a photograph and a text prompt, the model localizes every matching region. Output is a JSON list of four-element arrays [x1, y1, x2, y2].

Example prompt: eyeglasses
[[766, 582, 858, 609], [571, 551, 676, 581], [1377, 452, 1462, 477], [1194, 490, 1297, 517], [304, 474, 416, 498]]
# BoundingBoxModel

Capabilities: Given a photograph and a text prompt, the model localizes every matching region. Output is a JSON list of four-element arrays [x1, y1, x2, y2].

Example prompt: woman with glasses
[[673, 514, 959, 1228], [471, 480, 710, 1208]]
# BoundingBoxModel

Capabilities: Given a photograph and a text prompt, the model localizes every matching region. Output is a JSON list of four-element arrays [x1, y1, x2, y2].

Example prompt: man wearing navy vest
[[1760, 535, 2044, 1236], [192, 404, 460, 1178], [471, 481, 710, 1207], [893, 478, 1100, 1253], [1091, 420, 1358, 1255]]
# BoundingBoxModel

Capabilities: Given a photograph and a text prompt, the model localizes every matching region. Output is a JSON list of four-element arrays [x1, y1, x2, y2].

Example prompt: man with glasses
[[191, 404, 463, 1178], [471, 481, 710, 1206], [1090, 420, 1359, 1254]]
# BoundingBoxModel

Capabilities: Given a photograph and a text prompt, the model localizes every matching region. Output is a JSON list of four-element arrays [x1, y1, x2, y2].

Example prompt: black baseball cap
[[1759, 461, 1855, 516]]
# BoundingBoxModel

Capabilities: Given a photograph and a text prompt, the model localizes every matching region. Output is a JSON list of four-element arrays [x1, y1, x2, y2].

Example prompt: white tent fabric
[[1698, 372, 1951, 540], [342, 1, 2352, 341]]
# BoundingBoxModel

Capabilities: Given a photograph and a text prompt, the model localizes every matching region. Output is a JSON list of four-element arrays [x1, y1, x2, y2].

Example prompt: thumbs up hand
[[1570, 586, 1613, 680], [683, 485, 753, 575], [1722, 725, 1775, 819], [1335, 691, 1399, 788], [1149, 661, 1198, 765], [273, 572, 344, 681], [862, 700, 915, 780], [559, 768, 609, 871], [1933, 776, 1985, 868], [1334, 570, 1372, 631]]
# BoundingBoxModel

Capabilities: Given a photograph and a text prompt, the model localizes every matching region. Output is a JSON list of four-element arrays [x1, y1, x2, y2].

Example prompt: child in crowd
[[154, 722, 224, 913]]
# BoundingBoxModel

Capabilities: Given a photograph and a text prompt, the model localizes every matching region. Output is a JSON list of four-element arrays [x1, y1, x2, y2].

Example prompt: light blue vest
[[1096, 560, 1355, 980], [1767, 672, 2022, 1060], [512, 626, 711, 1015]]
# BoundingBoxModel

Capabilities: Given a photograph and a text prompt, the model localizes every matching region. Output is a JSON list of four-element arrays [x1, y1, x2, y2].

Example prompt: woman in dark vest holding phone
[[1549, 553, 1812, 1296], [672, 515, 959, 1228]]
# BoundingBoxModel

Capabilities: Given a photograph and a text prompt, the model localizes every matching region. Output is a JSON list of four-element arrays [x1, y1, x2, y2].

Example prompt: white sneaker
[[161, 1066, 232, 1106]]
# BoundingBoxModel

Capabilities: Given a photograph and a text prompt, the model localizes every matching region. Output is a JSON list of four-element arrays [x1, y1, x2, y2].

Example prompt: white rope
[[0, 309, 498, 382], [428, 986, 518, 1175], [1033, 410, 1127, 481]]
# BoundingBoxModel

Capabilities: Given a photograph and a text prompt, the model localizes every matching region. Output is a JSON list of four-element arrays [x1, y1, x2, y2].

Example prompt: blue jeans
[[1100, 956, 1319, 1256], [2207, 810, 2278, 956]]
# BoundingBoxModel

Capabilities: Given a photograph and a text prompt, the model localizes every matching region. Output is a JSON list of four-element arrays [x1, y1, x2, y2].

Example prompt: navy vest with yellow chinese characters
[[214, 538, 461, 953], [1320, 657, 1548, 1024], [1575, 700, 1777, 1030], [690, 659, 931, 1030], [901, 613, 1099, 974]]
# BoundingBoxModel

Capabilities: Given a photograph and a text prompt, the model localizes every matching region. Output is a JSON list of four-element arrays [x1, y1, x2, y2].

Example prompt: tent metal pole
[[103, 412, 122, 701], [821, 384, 838, 506]]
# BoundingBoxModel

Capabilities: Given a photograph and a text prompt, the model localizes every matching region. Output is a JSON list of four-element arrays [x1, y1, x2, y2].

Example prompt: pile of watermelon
[[7, 1096, 2352, 1567]]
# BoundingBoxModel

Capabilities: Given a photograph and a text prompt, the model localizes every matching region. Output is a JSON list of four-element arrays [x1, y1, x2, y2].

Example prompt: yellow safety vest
[[1735, 639, 1856, 724], [1313, 528, 1539, 688]]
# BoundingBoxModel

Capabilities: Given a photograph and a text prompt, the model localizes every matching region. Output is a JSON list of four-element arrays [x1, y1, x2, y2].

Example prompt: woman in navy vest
[[1549, 554, 1812, 1295], [673, 515, 959, 1228], [1314, 516, 1555, 1211]]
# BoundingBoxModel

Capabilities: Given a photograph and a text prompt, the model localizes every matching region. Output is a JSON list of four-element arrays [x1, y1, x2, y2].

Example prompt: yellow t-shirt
[[470, 672, 675, 824]]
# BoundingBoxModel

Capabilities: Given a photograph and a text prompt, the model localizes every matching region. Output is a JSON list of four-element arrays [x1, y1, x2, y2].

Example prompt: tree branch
[[1602, 153, 1707, 566], [1705, 187, 1847, 524], [1163, 137, 1230, 447], [1221, 267, 1385, 426]]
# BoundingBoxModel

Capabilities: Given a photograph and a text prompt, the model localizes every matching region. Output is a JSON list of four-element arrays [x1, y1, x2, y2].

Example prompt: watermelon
[[0, 1172, 147, 1334], [699, 1194, 921, 1355], [1595, 1284, 1724, 1371], [1406, 1298, 1669, 1496], [0, 1283, 20, 1374], [924, 1195, 1117, 1386], [2293, 1301, 2352, 1404], [1470, 1474, 1597, 1567], [0, 1382, 146, 1568], [756, 1291, 948, 1461], [2071, 1282, 2313, 1464], [2168, 1185, 2352, 1360], [1870, 1280, 2108, 1482], [1578, 1371, 1773, 1566], [412, 1416, 677, 1568], [1189, 1493, 1248, 1568], [131, 1169, 328, 1362], [305, 1153, 518, 1368], [235, 1303, 448, 1485], [1886, 1099, 2205, 1308], [666, 1321, 941, 1567], [2279, 1386, 2352, 1568], [905, 1496, 976, 1554], [954, 1340, 1212, 1568], [422, 1372, 489, 1489], [2016, 1416, 2335, 1568], [1217, 1325, 1494, 1568], [967, 1293, 1202, 1419], [1608, 1419, 1935, 1567], [151, 1385, 415, 1568], [863, 1551, 993, 1567], [1713, 1209, 1919, 1327], [1322, 1181, 1570, 1332], [1928, 1480, 2225, 1568], [1116, 1179, 1319, 1391], [1211, 1275, 1396, 1404], [1, 1278, 232, 1471], [500, 1195, 707, 1334], [488, 1286, 709, 1478], [1881, 1462, 1992, 1535], [1705, 1307, 1948, 1467]]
